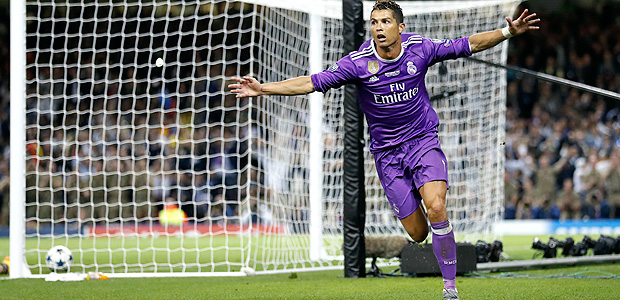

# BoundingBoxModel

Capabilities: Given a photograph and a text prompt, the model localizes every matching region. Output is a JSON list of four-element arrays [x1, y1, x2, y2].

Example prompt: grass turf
[[1, 235, 619, 299]]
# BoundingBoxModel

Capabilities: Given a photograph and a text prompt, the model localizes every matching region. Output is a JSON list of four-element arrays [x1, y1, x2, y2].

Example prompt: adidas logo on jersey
[[369, 76, 379, 83]]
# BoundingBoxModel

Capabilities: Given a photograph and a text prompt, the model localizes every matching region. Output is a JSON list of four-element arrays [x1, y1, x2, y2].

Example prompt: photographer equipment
[[475, 240, 503, 263], [400, 242, 477, 275], [532, 236, 599, 257], [560, 237, 575, 257], [532, 237, 564, 258], [570, 236, 596, 256], [593, 235, 620, 256]]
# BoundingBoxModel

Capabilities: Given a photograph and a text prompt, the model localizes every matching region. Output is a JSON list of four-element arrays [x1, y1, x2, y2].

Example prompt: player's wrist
[[501, 26, 514, 39], [258, 83, 267, 95]]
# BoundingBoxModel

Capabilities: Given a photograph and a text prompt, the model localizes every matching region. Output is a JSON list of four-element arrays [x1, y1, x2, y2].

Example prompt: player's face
[[370, 9, 404, 49]]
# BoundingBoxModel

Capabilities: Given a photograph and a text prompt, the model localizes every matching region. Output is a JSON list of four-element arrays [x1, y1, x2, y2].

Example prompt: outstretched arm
[[228, 76, 315, 98], [469, 9, 540, 53]]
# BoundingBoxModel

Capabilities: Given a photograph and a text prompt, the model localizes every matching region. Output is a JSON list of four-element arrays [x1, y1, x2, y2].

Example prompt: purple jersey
[[311, 33, 472, 153]]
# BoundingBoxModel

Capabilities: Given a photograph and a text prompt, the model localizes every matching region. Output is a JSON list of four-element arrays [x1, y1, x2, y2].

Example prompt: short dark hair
[[371, 0, 404, 24]]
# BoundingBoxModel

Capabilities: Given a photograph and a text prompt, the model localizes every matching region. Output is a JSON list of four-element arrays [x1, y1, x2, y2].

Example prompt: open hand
[[228, 76, 262, 98], [506, 9, 540, 36]]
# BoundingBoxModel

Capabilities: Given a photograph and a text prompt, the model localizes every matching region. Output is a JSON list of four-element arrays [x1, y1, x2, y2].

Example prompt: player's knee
[[426, 197, 447, 220]]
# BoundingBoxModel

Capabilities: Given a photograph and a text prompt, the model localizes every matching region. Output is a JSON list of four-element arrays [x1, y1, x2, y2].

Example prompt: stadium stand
[[504, 2, 620, 220]]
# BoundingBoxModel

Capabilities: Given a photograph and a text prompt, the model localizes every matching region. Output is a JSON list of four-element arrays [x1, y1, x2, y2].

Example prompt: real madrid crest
[[407, 61, 417, 75], [368, 61, 379, 74]]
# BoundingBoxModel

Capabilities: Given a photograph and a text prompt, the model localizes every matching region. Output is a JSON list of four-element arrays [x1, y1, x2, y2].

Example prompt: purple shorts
[[373, 134, 449, 219]]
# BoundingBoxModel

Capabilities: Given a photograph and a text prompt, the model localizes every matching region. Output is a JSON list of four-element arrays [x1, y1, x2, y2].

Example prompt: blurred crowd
[[0, 2, 619, 227], [503, 2, 620, 220], [0, 6, 11, 225]]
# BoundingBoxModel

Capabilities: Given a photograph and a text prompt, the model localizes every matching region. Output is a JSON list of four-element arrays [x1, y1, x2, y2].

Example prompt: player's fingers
[[243, 76, 256, 82], [505, 17, 513, 26], [528, 18, 541, 24], [227, 83, 241, 89], [523, 13, 535, 21], [518, 9, 528, 20], [230, 77, 245, 83]]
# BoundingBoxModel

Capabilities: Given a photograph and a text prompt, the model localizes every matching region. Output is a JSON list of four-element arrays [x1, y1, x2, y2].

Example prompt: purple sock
[[431, 219, 456, 290]]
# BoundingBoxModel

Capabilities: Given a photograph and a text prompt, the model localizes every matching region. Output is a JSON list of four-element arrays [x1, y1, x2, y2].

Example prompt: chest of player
[[356, 56, 427, 104]]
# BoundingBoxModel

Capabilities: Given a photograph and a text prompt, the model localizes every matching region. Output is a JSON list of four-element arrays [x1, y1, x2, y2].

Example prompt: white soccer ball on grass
[[46, 245, 73, 272]]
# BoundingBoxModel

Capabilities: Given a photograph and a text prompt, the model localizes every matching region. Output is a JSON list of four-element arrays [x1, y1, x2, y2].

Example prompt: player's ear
[[398, 23, 405, 33]]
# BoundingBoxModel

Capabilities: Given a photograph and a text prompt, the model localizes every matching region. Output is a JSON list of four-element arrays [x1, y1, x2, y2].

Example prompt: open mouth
[[377, 34, 387, 43]]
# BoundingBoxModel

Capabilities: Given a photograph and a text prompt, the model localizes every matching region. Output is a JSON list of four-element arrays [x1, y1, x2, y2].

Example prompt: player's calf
[[405, 224, 429, 242], [399, 207, 430, 242]]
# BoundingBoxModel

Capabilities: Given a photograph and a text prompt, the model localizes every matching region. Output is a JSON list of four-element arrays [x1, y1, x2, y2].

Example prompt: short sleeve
[[422, 36, 472, 66], [311, 56, 358, 93]]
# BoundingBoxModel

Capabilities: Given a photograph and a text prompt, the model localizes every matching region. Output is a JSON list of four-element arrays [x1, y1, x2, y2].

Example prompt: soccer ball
[[46, 246, 73, 272]]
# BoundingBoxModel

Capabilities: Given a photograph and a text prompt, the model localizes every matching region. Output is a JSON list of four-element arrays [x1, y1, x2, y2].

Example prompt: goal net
[[13, 0, 518, 277]]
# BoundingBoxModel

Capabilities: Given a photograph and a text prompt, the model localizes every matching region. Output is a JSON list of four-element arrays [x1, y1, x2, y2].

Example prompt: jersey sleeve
[[422, 36, 472, 66], [310, 55, 358, 93]]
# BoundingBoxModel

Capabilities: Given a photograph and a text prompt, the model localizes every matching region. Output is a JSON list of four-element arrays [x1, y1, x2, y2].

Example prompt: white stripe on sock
[[431, 223, 453, 235]]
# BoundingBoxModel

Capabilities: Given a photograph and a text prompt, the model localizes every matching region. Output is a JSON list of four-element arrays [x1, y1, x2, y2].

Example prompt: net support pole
[[467, 56, 620, 102], [10, 0, 28, 279], [308, 12, 325, 261], [342, 0, 366, 278]]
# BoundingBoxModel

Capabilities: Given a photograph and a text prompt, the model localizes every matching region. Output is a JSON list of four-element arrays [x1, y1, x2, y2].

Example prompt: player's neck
[[375, 43, 402, 60]]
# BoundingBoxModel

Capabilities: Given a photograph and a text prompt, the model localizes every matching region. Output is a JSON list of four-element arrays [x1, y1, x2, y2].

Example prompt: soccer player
[[229, 0, 539, 298]]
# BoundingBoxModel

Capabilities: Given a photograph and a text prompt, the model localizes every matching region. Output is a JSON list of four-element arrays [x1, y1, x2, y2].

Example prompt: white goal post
[[10, 0, 519, 278]]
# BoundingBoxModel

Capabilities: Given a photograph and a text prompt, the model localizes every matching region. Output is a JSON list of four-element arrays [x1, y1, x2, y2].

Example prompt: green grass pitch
[[1, 235, 619, 299]]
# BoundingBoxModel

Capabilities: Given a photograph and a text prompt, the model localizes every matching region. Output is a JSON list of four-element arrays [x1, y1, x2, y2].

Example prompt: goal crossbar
[[242, 0, 519, 19]]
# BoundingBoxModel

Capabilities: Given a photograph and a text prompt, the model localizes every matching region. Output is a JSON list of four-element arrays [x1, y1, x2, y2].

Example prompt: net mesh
[[22, 0, 516, 276]]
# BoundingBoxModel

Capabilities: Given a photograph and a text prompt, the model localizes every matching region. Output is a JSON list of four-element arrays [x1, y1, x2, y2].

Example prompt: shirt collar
[[371, 38, 404, 63]]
